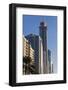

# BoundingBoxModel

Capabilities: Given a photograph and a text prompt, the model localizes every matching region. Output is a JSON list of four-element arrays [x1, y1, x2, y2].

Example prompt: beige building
[[30, 45, 34, 64], [23, 37, 34, 63], [23, 37, 30, 57]]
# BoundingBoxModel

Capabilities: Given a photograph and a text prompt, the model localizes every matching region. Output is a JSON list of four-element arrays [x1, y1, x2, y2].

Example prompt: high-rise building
[[23, 37, 30, 57], [39, 21, 48, 73], [48, 49, 51, 73], [39, 37, 44, 74], [25, 34, 43, 74], [23, 37, 35, 74], [23, 36, 34, 63], [23, 37, 34, 62]]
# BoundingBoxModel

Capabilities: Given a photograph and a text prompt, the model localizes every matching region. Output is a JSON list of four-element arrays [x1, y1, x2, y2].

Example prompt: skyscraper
[[39, 21, 48, 73], [48, 49, 51, 73], [39, 37, 44, 74], [25, 34, 43, 74]]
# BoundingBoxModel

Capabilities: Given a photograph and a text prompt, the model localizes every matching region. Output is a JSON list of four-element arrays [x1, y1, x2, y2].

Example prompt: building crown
[[40, 21, 47, 27]]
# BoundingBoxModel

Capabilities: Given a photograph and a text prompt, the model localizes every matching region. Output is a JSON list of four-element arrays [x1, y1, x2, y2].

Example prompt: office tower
[[39, 21, 48, 73], [25, 34, 43, 74], [48, 49, 51, 73]]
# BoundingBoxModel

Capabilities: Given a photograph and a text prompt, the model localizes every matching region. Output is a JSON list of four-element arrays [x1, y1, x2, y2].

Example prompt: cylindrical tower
[[39, 21, 48, 73]]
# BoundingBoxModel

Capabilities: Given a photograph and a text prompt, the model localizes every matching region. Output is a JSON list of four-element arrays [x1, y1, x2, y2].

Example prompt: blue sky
[[23, 15, 57, 73]]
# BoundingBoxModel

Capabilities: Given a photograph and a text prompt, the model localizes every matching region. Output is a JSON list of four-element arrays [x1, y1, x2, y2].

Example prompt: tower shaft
[[39, 22, 48, 73]]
